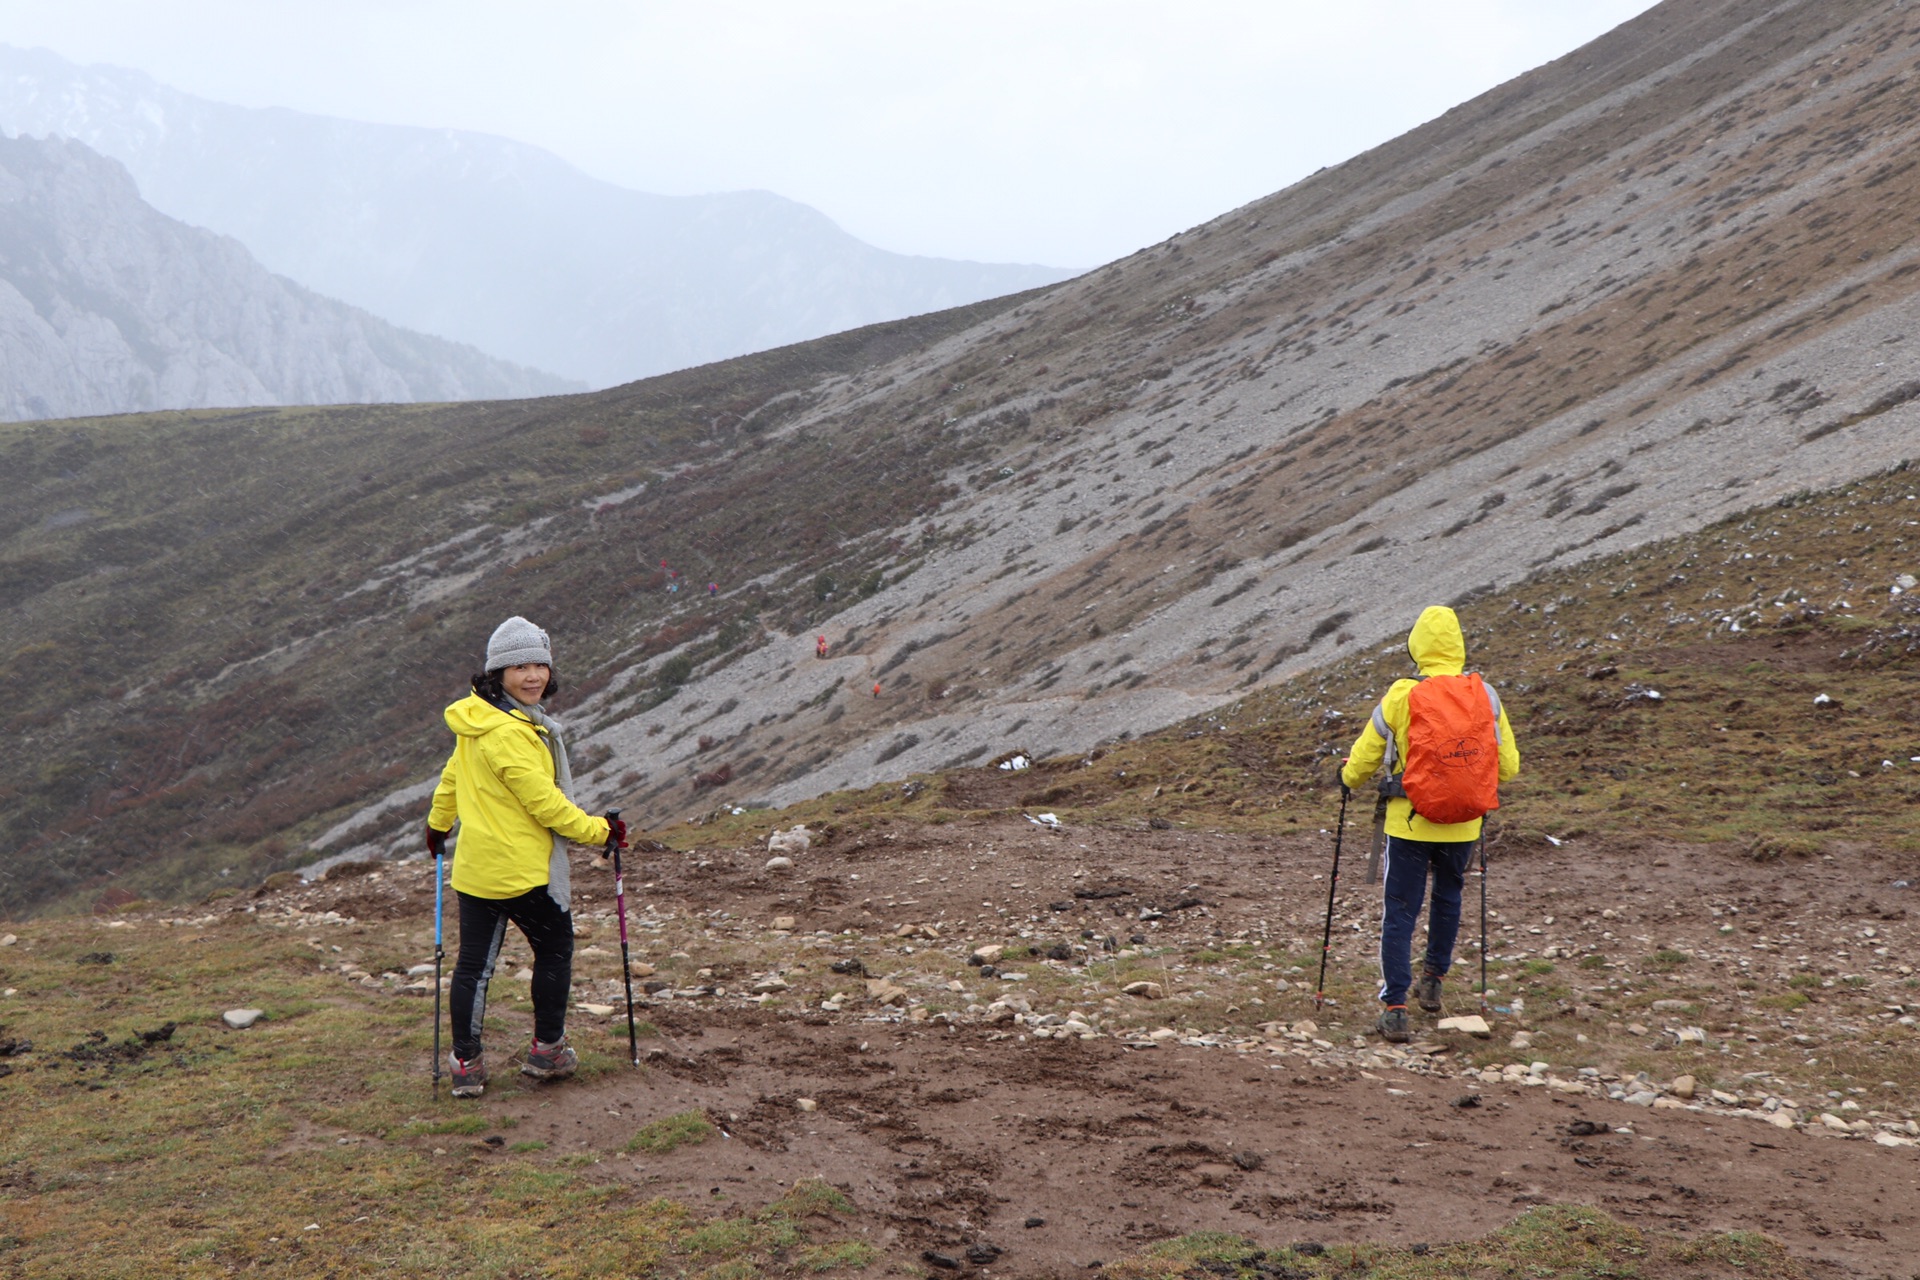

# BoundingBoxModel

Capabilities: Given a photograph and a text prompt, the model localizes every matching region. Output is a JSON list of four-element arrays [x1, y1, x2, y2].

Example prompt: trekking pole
[[1312, 785, 1350, 1011], [1477, 833, 1490, 1016], [607, 810, 640, 1067], [430, 836, 446, 1096]]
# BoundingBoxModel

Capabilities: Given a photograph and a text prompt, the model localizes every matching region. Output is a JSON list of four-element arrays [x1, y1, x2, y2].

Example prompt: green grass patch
[[401, 1114, 505, 1137], [1101, 1205, 1812, 1279], [0, 919, 877, 1279], [626, 1109, 717, 1155]]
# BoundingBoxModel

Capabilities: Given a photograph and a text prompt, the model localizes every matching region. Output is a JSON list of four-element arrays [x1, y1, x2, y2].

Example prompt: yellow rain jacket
[[427, 693, 610, 900], [1339, 606, 1519, 842]]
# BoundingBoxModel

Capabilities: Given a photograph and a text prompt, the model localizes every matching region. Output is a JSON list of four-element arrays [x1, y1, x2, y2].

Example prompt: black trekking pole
[[1477, 833, 1490, 1016], [429, 831, 447, 1096], [1312, 785, 1350, 1011], [607, 810, 640, 1067]]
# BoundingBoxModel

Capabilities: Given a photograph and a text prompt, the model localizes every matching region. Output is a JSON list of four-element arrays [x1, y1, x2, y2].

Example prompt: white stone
[[406, 963, 436, 978], [770, 915, 797, 931], [865, 979, 908, 1006], [765, 856, 794, 872], [0, 934, 15, 947], [751, 977, 790, 994], [1675, 1026, 1708, 1045], [1123, 981, 1165, 999], [767, 827, 811, 856], [1769, 1111, 1797, 1130], [970, 944, 1005, 964], [795, 1097, 818, 1112], [577, 1003, 615, 1016], [1437, 1015, 1492, 1037], [222, 1008, 264, 1029]]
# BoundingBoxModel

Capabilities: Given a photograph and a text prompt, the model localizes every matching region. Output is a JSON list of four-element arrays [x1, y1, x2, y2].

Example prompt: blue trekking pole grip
[[431, 831, 446, 1095]]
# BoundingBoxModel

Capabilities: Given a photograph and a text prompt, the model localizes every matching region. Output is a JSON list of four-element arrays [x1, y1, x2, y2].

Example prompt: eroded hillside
[[7, 0, 1920, 915]]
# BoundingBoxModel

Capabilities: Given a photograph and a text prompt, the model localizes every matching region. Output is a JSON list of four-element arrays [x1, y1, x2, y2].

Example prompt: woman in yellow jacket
[[425, 616, 619, 1098]]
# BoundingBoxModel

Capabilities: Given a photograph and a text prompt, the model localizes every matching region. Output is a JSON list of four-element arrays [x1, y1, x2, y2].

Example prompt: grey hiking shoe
[[448, 1052, 487, 1099], [522, 1037, 577, 1081], [1375, 1006, 1411, 1044], [1414, 971, 1444, 1014]]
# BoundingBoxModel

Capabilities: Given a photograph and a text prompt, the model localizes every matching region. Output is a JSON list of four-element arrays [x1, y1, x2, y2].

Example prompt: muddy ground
[[268, 813, 1920, 1277]]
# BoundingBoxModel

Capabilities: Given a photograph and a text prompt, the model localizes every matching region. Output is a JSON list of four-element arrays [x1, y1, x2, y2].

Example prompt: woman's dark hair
[[471, 666, 560, 703]]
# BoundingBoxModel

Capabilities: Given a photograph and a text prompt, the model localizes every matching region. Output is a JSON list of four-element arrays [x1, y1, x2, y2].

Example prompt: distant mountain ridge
[[0, 132, 575, 421], [0, 45, 1077, 387]]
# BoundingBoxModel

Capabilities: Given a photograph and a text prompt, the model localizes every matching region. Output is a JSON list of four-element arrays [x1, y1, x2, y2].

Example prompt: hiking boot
[[448, 1052, 487, 1098], [1375, 1006, 1411, 1044], [521, 1037, 578, 1081], [1414, 971, 1444, 1014]]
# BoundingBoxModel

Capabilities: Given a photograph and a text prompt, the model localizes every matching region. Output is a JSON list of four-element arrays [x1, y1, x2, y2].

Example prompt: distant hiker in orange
[[817, 635, 829, 659], [872, 681, 881, 698], [1339, 606, 1518, 1044]]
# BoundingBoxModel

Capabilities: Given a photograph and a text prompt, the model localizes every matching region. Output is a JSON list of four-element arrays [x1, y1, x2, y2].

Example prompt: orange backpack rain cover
[[1400, 672, 1501, 825]]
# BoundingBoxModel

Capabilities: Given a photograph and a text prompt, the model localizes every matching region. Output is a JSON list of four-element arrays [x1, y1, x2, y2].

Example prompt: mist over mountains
[[0, 132, 575, 421], [0, 45, 1078, 388]]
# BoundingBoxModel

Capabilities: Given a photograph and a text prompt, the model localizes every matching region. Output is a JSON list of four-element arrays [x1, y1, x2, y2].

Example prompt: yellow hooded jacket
[[1338, 606, 1519, 842], [427, 693, 611, 900]]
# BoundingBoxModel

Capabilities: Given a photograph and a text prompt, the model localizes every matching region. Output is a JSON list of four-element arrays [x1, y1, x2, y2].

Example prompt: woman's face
[[501, 663, 551, 704]]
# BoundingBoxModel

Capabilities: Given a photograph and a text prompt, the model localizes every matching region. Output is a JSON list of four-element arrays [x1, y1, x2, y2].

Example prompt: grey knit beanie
[[486, 616, 553, 670]]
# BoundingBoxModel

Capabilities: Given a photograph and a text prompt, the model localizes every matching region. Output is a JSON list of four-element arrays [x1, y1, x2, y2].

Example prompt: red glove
[[426, 825, 449, 859], [605, 814, 628, 850]]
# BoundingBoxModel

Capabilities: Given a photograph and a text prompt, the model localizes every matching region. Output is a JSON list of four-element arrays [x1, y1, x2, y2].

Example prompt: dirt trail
[[281, 814, 1920, 1275], [495, 1013, 1918, 1278]]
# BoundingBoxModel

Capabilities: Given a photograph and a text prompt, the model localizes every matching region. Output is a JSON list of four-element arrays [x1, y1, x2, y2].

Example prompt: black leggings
[[449, 887, 573, 1058]]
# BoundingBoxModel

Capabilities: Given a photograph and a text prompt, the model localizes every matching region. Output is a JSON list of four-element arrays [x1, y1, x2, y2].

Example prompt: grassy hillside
[[15, 0, 1920, 924], [687, 459, 1920, 858], [0, 290, 1048, 918]]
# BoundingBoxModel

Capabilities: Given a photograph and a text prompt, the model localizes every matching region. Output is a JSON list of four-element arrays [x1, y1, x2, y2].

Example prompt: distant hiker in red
[[1339, 606, 1518, 1044], [708, 582, 718, 596], [872, 682, 881, 698], [816, 635, 829, 659]]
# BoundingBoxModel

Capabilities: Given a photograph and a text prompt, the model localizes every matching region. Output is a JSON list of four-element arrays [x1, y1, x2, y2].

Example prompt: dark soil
[[273, 815, 1920, 1277]]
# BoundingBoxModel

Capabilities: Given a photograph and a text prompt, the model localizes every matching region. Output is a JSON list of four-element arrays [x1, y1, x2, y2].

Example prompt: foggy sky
[[0, 1, 1661, 267]]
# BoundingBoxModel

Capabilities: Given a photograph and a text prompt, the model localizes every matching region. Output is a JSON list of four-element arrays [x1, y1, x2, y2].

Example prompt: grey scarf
[[508, 695, 575, 912]]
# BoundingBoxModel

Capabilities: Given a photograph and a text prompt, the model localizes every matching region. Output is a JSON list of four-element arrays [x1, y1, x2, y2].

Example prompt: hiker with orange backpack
[[1339, 606, 1518, 1044]]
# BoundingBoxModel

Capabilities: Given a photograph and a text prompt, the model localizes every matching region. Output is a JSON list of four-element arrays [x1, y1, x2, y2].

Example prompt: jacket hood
[[1407, 605, 1466, 677], [444, 691, 535, 738]]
